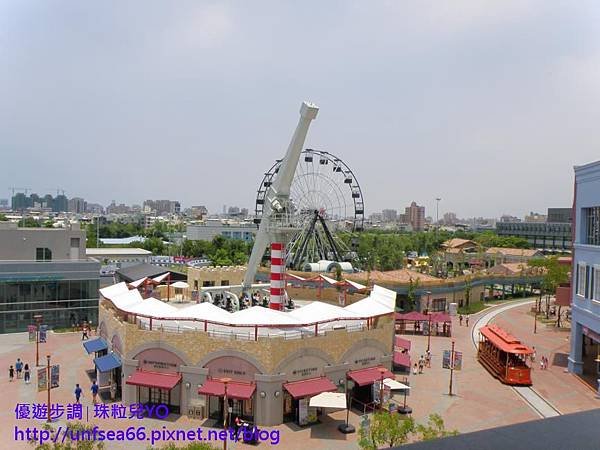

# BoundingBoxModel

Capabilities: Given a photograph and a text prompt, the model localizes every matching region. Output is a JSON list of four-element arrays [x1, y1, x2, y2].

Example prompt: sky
[[1, 1, 599, 219]]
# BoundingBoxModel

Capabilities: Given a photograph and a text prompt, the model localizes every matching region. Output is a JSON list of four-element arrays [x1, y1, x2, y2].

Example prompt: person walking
[[81, 326, 89, 341], [425, 350, 432, 368], [15, 358, 23, 379], [9, 365, 14, 382], [465, 315, 470, 327], [412, 363, 418, 375], [23, 363, 30, 384], [91, 380, 99, 404], [459, 314, 463, 326], [418, 356, 424, 374], [531, 347, 536, 364], [74, 384, 83, 403], [540, 357, 545, 370]]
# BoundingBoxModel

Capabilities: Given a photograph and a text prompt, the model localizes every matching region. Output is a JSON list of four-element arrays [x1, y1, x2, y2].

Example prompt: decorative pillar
[[270, 242, 285, 310]]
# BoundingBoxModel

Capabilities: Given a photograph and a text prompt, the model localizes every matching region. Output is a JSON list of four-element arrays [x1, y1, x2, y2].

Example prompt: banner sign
[[28, 325, 36, 342]]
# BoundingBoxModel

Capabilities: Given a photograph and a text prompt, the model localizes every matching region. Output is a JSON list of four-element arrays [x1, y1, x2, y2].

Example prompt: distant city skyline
[[2, 2, 598, 218]]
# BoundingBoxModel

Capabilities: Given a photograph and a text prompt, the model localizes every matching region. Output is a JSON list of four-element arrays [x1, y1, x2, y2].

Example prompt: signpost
[[442, 341, 460, 396]]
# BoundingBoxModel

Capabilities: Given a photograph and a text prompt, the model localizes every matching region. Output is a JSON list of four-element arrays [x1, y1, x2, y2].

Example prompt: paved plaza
[[0, 298, 597, 449]]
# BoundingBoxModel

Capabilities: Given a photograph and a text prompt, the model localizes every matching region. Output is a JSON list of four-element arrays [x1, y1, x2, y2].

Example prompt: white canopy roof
[[99, 282, 130, 300], [288, 302, 361, 323], [152, 272, 170, 283], [108, 289, 144, 310], [346, 279, 366, 290], [309, 392, 347, 409], [124, 298, 179, 318], [383, 378, 410, 390], [175, 302, 233, 323], [319, 274, 339, 285], [128, 277, 148, 288], [230, 306, 302, 326], [171, 281, 189, 289], [344, 286, 396, 316]]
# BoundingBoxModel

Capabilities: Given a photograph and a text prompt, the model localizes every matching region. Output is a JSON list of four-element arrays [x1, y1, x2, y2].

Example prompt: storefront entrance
[[199, 378, 256, 427], [126, 370, 182, 416]]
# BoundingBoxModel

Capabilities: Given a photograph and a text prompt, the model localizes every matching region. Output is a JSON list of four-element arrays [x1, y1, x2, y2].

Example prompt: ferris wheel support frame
[[242, 101, 319, 296]]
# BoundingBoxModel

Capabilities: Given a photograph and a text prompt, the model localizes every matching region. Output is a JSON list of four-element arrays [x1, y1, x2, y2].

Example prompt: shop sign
[[136, 349, 184, 373], [37, 365, 59, 392], [354, 356, 376, 366], [291, 367, 318, 378], [583, 327, 600, 344], [205, 357, 259, 382], [28, 325, 36, 342], [442, 350, 462, 370]]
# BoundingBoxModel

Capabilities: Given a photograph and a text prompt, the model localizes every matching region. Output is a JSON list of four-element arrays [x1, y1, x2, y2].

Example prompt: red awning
[[395, 335, 411, 350], [479, 325, 533, 355], [198, 379, 256, 400], [283, 377, 337, 399], [393, 351, 411, 367], [347, 366, 394, 386], [126, 370, 181, 390]]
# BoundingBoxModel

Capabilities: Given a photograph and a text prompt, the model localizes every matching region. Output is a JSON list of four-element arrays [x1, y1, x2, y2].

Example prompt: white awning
[[309, 392, 347, 409], [230, 306, 302, 326], [171, 281, 189, 289], [383, 378, 410, 390], [175, 303, 233, 322]]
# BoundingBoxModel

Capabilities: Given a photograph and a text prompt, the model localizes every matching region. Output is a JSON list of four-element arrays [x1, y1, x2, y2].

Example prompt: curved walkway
[[470, 299, 561, 418]]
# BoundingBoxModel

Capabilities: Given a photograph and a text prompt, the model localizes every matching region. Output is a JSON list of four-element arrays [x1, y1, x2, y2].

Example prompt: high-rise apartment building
[[404, 201, 425, 231]]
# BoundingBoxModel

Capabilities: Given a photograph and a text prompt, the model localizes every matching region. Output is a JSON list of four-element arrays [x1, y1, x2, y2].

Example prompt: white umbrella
[[171, 281, 189, 289], [309, 392, 347, 409], [383, 378, 410, 390]]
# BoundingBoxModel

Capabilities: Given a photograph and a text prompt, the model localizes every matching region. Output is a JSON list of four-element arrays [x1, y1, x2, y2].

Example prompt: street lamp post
[[338, 378, 356, 434], [398, 377, 412, 415], [33, 314, 43, 367], [222, 377, 231, 450], [46, 354, 51, 423], [426, 291, 432, 353], [378, 368, 387, 412]]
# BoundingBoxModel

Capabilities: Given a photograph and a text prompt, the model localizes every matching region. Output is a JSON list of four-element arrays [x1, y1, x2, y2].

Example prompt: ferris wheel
[[255, 149, 364, 270]]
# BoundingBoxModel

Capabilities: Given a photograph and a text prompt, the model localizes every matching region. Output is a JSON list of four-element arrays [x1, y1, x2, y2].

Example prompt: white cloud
[[164, 3, 233, 50]]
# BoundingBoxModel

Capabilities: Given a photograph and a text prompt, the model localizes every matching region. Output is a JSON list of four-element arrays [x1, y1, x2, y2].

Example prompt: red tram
[[477, 324, 533, 386]]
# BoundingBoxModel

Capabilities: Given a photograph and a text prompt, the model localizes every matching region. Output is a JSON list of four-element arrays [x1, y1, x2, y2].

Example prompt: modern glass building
[[0, 222, 100, 333], [496, 221, 572, 252], [0, 261, 100, 333], [568, 160, 600, 384]]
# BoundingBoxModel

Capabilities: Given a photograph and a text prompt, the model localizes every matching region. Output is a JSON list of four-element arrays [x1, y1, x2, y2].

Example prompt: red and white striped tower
[[269, 242, 285, 310]]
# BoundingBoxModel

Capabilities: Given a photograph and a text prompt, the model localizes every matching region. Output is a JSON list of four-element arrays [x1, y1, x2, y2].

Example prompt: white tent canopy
[[128, 277, 148, 288], [175, 303, 232, 323], [171, 281, 189, 289], [99, 282, 130, 300], [109, 289, 144, 311], [152, 272, 170, 283], [230, 306, 302, 326], [309, 392, 347, 409], [125, 298, 179, 318], [289, 302, 361, 323], [345, 279, 366, 290], [383, 378, 410, 390]]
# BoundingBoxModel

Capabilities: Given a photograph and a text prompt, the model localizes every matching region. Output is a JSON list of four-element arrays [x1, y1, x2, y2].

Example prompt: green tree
[[464, 276, 472, 309], [29, 422, 105, 449], [406, 277, 420, 311], [19, 217, 42, 227], [358, 412, 415, 449], [0, 213, 8, 221], [529, 256, 569, 323], [416, 413, 459, 441]]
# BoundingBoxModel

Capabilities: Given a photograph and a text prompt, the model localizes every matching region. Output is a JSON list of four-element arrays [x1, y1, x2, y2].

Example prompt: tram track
[[470, 300, 561, 419]]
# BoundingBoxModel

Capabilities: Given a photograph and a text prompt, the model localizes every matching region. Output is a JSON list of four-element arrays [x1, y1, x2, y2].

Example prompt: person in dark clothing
[[74, 384, 82, 403], [24, 364, 30, 384], [9, 365, 14, 382]]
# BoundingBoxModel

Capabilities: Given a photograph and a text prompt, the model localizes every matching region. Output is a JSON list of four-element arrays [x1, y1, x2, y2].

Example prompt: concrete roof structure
[[349, 268, 440, 284], [485, 247, 543, 257], [442, 238, 477, 249]]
